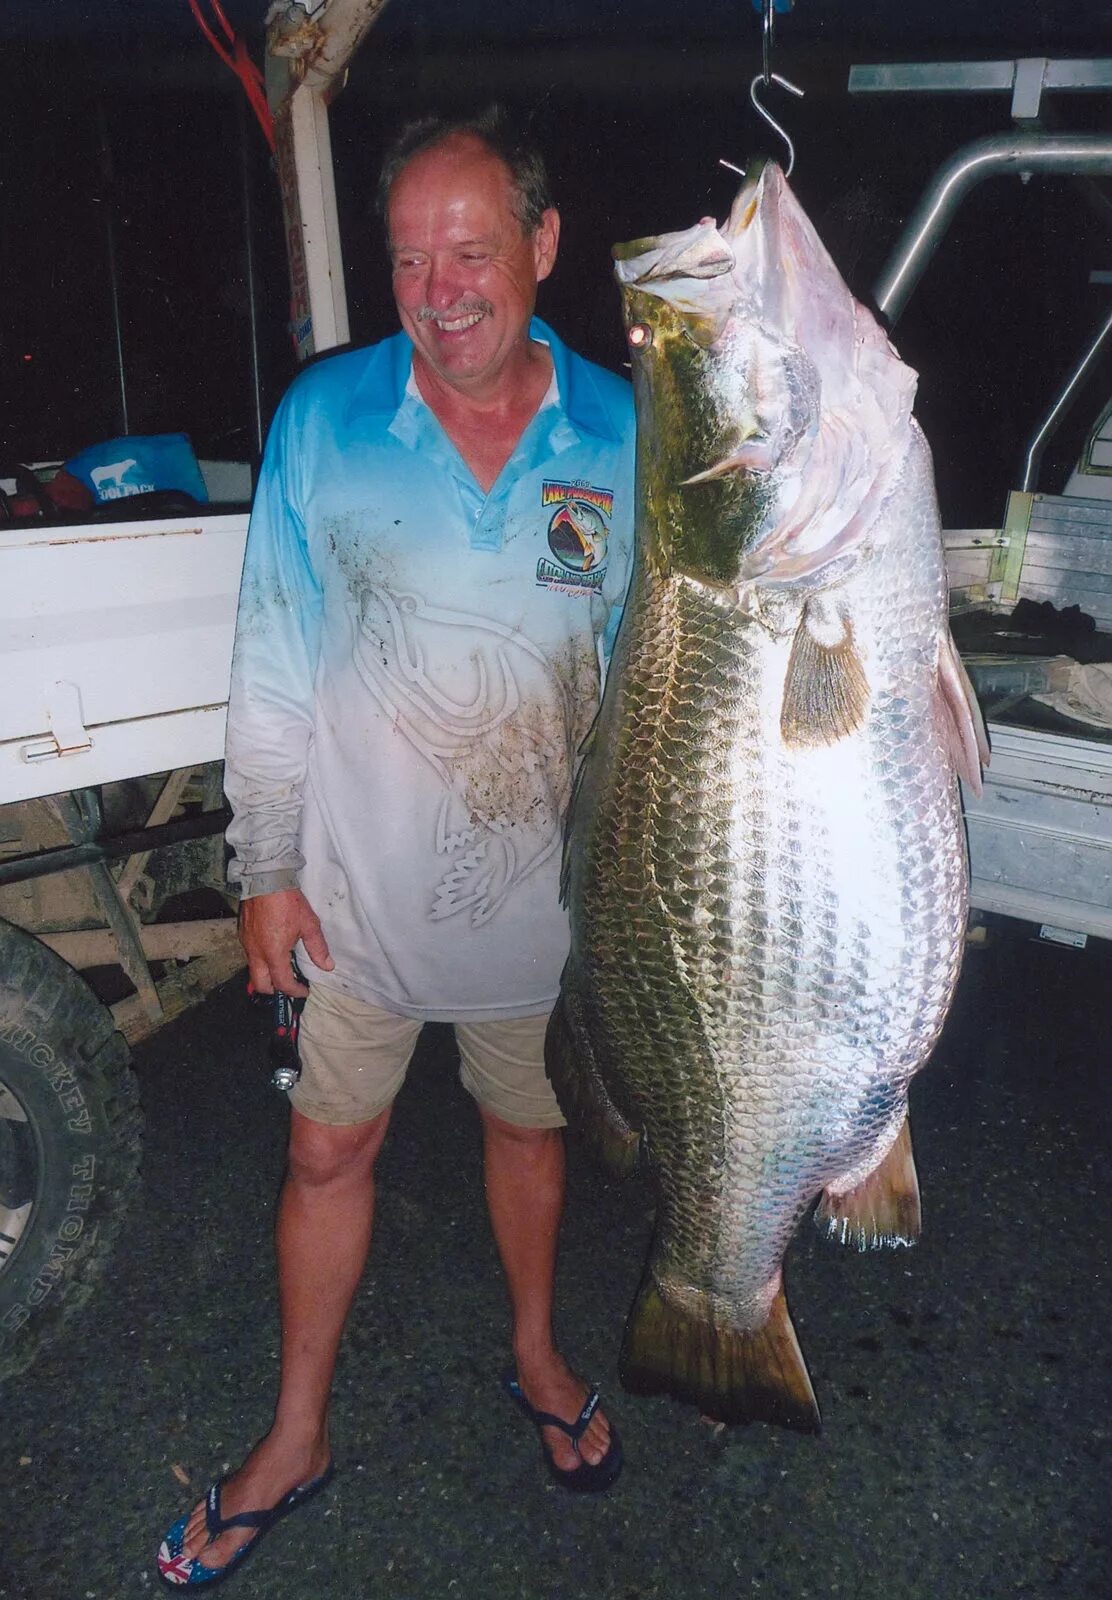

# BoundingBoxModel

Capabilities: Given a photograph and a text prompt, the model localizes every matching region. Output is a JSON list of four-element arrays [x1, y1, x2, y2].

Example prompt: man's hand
[[239, 887, 333, 998]]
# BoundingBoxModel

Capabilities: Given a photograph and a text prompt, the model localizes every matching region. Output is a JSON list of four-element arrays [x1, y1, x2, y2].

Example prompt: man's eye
[[460, 253, 488, 264]]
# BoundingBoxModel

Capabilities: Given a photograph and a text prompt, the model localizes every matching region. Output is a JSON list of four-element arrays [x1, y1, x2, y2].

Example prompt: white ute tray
[[964, 722, 1112, 940], [0, 511, 249, 804]]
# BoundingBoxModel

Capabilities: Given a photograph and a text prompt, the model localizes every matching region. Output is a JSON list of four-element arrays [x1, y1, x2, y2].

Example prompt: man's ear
[[533, 208, 560, 283]]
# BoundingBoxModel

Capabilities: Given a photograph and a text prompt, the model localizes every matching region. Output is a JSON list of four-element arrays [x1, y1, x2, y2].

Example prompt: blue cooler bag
[[64, 433, 209, 505]]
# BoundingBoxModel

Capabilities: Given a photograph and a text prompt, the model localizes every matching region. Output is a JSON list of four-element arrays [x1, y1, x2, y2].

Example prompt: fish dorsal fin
[[936, 628, 990, 798], [780, 597, 869, 747]]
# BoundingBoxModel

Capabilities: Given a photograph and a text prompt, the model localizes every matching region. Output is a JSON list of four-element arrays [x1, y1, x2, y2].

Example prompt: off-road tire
[[0, 919, 142, 1382]]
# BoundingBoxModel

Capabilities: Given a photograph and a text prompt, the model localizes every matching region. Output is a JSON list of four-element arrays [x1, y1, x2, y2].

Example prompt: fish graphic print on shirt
[[352, 582, 574, 928]]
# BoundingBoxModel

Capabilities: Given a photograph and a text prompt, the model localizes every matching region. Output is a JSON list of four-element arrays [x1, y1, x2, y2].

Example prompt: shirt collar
[[343, 318, 621, 446]]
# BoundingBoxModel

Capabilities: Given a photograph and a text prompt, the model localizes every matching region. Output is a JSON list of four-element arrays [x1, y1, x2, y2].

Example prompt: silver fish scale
[[567, 427, 968, 1332]]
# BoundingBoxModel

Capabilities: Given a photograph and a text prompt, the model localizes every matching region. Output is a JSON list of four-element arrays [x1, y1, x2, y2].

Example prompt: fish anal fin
[[620, 1277, 821, 1433], [544, 991, 641, 1177], [781, 601, 869, 748], [816, 1116, 922, 1249], [936, 628, 990, 798]]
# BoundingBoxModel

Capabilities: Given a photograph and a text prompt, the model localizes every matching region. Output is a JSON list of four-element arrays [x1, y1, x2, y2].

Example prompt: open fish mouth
[[612, 224, 735, 280], [613, 218, 738, 330], [611, 161, 771, 326]]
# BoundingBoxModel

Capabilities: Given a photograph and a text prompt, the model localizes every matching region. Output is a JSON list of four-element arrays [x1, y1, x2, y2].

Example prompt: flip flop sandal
[[156, 1461, 335, 1588], [503, 1369, 623, 1493]]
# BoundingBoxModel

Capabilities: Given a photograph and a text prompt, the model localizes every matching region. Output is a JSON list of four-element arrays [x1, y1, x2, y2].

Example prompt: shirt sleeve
[[224, 386, 324, 899]]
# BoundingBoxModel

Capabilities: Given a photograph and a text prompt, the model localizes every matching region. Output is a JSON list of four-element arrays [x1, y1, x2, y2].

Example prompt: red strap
[[187, 0, 275, 154]]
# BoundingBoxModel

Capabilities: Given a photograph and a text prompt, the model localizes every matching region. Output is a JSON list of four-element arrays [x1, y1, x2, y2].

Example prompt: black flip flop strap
[[205, 1481, 277, 1537], [524, 1386, 601, 1445]]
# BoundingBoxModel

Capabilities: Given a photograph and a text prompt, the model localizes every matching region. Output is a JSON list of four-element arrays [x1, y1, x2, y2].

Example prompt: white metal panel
[[962, 722, 1112, 938], [969, 877, 1112, 941], [1010, 580, 1112, 628], [1028, 493, 1112, 530], [973, 722, 1112, 793], [0, 705, 230, 805], [0, 513, 248, 802]]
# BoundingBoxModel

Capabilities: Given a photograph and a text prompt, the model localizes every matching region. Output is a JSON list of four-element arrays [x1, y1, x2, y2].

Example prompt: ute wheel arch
[[0, 918, 142, 1382]]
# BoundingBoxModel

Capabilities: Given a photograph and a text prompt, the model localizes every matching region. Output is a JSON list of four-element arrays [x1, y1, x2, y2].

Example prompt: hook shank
[[749, 71, 804, 180]]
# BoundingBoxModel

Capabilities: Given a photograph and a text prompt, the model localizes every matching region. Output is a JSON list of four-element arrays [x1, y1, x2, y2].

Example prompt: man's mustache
[[416, 299, 494, 322]]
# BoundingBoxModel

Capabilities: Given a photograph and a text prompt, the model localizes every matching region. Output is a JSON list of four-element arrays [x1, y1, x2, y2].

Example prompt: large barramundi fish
[[546, 160, 988, 1432]]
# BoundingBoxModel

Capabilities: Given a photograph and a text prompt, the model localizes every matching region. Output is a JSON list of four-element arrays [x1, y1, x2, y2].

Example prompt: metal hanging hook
[[749, 71, 804, 179], [761, 0, 774, 85]]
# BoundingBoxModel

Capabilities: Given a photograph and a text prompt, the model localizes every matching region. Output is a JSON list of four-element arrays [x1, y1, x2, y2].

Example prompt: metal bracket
[[848, 58, 1112, 105], [990, 492, 1035, 604], [20, 681, 93, 763]]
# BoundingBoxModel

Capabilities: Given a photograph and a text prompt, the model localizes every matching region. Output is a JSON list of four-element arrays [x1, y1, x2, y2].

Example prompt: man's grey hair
[[377, 105, 554, 235]]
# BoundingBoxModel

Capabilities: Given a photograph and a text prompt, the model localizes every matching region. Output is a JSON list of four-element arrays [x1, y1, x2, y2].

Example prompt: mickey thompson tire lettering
[[0, 919, 142, 1383]]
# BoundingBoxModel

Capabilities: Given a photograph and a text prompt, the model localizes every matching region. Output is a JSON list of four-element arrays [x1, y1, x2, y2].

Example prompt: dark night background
[[1, 0, 1110, 526]]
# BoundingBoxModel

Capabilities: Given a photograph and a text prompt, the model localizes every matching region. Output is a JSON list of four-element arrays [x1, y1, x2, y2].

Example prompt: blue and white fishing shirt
[[225, 319, 635, 1021]]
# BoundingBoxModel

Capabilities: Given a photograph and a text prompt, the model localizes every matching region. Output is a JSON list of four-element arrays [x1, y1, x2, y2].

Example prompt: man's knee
[[288, 1106, 391, 1187]]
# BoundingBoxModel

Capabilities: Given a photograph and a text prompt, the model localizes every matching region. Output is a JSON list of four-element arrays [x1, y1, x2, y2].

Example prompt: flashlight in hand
[[248, 960, 307, 1094]]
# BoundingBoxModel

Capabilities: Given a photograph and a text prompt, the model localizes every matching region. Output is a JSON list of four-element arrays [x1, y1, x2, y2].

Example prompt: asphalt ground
[[1, 913, 1109, 1600]]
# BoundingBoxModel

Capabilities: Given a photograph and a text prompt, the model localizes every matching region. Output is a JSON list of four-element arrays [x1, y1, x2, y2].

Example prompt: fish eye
[[627, 323, 652, 349]]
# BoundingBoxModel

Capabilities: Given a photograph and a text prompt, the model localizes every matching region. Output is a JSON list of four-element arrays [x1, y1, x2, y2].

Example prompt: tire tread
[[0, 919, 143, 1384]]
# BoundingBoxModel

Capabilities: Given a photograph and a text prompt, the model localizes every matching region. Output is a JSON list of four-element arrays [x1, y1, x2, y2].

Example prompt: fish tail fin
[[816, 1115, 922, 1249], [620, 1276, 821, 1432], [544, 992, 642, 1177]]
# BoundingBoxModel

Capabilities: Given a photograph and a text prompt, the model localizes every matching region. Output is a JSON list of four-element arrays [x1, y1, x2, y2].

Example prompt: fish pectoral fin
[[815, 1116, 922, 1249], [621, 1277, 821, 1433], [680, 435, 775, 485], [780, 600, 869, 747], [936, 627, 990, 798], [544, 991, 642, 1177]]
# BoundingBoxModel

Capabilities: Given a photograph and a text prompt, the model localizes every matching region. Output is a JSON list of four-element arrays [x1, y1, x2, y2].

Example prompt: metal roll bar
[[874, 132, 1112, 326]]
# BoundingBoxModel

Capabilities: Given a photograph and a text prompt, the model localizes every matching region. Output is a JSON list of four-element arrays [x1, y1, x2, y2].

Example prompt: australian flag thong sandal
[[157, 1461, 335, 1588]]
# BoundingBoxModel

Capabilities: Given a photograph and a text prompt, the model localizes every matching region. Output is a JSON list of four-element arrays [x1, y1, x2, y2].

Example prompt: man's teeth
[[434, 311, 485, 332]]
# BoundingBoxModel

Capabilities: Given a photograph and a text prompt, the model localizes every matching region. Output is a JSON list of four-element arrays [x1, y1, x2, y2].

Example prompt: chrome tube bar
[[874, 133, 1112, 326], [1021, 306, 1112, 492]]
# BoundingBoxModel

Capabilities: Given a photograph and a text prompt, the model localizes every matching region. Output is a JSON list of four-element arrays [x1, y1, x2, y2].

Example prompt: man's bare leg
[[479, 1109, 611, 1472], [174, 1106, 390, 1571]]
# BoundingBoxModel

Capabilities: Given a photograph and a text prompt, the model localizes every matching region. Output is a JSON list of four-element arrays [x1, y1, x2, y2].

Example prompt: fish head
[[613, 204, 798, 585], [614, 161, 919, 591]]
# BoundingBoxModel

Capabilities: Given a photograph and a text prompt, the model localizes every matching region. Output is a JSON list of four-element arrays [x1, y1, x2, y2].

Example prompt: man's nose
[[425, 257, 462, 311]]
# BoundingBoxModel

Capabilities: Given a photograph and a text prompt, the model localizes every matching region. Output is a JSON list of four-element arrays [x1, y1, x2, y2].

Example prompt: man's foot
[[506, 1352, 622, 1491], [158, 1431, 332, 1579]]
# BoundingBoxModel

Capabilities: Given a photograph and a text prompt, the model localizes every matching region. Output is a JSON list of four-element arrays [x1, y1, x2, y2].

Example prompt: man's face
[[387, 134, 559, 396]]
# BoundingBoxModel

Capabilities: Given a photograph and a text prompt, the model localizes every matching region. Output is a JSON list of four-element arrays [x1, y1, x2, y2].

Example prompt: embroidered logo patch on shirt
[[536, 480, 614, 595]]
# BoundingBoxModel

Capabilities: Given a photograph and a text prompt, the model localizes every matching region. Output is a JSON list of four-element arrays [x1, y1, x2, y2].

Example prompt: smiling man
[[156, 108, 635, 1588]]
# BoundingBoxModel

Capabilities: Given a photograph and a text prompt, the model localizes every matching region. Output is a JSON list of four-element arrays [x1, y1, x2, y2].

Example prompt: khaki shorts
[[289, 983, 565, 1130]]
